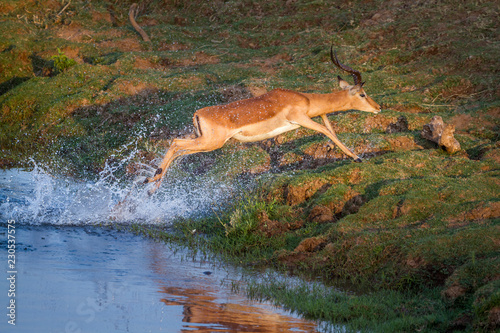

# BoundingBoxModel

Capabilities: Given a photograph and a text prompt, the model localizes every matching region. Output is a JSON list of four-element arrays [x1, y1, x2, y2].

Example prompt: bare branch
[[57, 0, 71, 17], [129, 3, 150, 43]]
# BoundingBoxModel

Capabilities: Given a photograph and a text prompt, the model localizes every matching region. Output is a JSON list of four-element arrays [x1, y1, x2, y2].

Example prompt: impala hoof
[[354, 157, 362, 163], [143, 177, 151, 184]]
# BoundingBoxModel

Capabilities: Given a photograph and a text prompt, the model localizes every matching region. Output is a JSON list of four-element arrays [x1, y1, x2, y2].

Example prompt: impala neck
[[304, 90, 352, 118]]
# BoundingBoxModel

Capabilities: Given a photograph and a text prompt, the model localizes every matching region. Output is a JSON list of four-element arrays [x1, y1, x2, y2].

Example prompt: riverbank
[[130, 160, 499, 331]]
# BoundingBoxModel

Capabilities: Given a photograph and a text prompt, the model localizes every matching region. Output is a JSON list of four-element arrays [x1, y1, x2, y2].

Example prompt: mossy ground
[[1, 0, 499, 331]]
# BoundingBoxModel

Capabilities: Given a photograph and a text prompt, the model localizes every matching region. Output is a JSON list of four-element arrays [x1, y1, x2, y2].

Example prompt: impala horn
[[330, 46, 364, 86]]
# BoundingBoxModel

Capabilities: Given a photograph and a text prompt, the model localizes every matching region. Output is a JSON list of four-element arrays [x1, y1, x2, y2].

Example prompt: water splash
[[0, 160, 239, 225]]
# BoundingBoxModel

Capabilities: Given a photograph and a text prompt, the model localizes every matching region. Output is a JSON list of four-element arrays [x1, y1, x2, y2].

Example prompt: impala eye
[[360, 94, 366, 98]]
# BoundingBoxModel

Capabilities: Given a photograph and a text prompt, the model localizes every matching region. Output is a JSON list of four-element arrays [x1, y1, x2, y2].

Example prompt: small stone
[[421, 116, 461, 153]]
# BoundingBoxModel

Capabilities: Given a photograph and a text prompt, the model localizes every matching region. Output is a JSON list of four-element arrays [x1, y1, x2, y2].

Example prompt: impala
[[144, 47, 381, 194]]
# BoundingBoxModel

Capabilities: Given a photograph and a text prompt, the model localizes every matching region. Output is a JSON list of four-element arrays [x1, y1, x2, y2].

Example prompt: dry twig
[[129, 3, 151, 42], [57, 0, 71, 17]]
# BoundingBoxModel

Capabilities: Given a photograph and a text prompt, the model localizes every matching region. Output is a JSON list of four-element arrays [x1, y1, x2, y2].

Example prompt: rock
[[421, 116, 461, 153], [439, 123, 461, 153]]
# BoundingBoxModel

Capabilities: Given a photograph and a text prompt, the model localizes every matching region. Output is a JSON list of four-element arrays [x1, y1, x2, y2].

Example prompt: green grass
[[245, 276, 458, 333]]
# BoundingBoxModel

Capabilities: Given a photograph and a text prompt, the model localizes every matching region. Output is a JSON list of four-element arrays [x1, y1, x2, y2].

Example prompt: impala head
[[330, 47, 381, 114]]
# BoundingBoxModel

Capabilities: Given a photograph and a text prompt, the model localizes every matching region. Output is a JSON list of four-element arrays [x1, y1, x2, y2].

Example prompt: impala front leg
[[319, 114, 362, 162], [320, 114, 337, 151], [291, 113, 362, 162]]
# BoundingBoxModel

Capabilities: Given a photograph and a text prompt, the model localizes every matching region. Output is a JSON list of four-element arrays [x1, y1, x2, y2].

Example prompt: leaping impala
[[144, 47, 381, 194]]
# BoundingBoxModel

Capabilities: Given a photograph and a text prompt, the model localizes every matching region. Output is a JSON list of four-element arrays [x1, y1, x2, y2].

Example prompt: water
[[0, 164, 237, 225], [0, 226, 321, 332], [0, 168, 323, 332]]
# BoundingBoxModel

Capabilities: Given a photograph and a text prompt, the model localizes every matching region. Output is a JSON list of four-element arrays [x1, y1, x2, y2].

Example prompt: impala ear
[[348, 84, 363, 95], [337, 76, 351, 90]]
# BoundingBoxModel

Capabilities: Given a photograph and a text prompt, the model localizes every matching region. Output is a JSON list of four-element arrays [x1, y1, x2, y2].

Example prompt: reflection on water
[[0, 226, 321, 333], [160, 286, 316, 332]]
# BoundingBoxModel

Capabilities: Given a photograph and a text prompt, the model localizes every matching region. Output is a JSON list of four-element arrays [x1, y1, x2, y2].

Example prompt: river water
[[0, 168, 323, 332]]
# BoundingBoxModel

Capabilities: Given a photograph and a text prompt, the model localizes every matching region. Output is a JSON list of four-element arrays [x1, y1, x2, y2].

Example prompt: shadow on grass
[[0, 77, 30, 96]]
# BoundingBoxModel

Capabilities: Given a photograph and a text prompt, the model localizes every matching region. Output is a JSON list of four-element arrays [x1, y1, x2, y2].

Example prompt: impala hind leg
[[144, 136, 224, 195]]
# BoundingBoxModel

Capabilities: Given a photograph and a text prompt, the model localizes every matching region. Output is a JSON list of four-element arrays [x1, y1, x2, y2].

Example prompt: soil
[[284, 179, 329, 206], [114, 80, 156, 96], [363, 114, 395, 133], [451, 108, 498, 133], [133, 57, 163, 70], [56, 25, 96, 42], [386, 136, 423, 150], [447, 202, 500, 228], [308, 205, 335, 223], [294, 236, 326, 253], [442, 281, 467, 302], [0, 2, 16, 14], [488, 307, 500, 330], [386, 116, 409, 133], [256, 211, 303, 237], [98, 38, 143, 52], [174, 51, 220, 67], [92, 10, 113, 24]]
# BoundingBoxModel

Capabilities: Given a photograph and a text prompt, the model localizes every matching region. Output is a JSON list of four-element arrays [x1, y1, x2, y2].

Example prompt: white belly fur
[[232, 123, 301, 142]]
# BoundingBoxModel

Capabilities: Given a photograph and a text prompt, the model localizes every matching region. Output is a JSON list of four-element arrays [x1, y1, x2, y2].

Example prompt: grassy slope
[[1, 0, 499, 331]]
